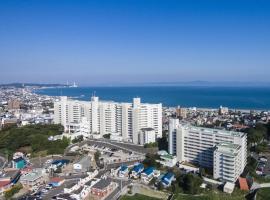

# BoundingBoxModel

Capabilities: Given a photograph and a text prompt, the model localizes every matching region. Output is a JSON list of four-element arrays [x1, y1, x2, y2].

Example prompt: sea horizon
[[34, 85, 270, 110]]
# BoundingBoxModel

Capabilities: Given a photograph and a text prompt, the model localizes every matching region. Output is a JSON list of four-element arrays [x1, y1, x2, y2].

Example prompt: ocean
[[34, 86, 270, 110]]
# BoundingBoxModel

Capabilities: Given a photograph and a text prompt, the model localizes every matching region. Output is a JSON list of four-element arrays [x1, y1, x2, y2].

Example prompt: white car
[[259, 157, 267, 162], [46, 185, 53, 189], [256, 170, 263, 175], [41, 189, 49, 193], [46, 159, 53, 164]]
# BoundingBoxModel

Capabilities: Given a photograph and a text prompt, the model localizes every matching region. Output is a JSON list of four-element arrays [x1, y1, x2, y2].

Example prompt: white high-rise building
[[139, 128, 156, 145], [168, 118, 247, 182], [54, 96, 162, 144], [213, 143, 243, 183]]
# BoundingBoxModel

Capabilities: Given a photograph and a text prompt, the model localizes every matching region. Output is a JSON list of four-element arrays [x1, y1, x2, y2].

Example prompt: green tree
[[144, 142, 158, 148], [157, 181, 164, 191], [247, 123, 267, 147], [143, 153, 161, 168], [0, 124, 68, 157], [157, 131, 168, 150], [149, 177, 157, 186], [103, 134, 111, 139], [4, 183, 22, 199], [199, 167, 206, 177], [94, 150, 101, 162], [72, 135, 84, 143], [179, 174, 203, 194]]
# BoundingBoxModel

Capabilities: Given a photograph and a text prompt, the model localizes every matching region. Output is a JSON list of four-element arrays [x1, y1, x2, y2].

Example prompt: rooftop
[[162, 172, 174, 182], [13, 157, 25, 163], [161, 154, 175, 160], [142, 167, 155, 175], [92, 178, 111, 190], [181, 123, 246, 138], [0, 169, 20, 180], [50, 177, 64, 183], [52, 159, 70, 165], [0, 181, 10, 188], [133, 163, 144, 173], [215, 143, 241, 156], [239, 177, 249, 191], [120, 165, 128, 172], [20, 169, 43, 182]]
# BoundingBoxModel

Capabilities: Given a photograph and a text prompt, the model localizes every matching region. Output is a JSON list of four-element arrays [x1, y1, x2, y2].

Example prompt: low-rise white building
[[158, 154, 178, 167], [20, 168, 44, 188]]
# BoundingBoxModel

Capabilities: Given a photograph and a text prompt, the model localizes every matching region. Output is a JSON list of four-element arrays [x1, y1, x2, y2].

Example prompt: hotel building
[[54, 96, 162, 144], [168, 118, 247, 182]]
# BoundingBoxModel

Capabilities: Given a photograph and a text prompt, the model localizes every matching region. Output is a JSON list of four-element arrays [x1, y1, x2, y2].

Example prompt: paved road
[[104, 177, 131, 200], [43, 179, 79, 200], [250, 182, 270, 190], [66, 138, 151, 156]]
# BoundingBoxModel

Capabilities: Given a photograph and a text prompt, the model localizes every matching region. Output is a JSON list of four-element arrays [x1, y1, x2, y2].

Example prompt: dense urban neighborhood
[[0, 85, 270, 200]]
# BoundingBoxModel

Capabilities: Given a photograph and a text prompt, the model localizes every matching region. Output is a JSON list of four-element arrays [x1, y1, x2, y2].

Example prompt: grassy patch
[[256, 188, 270, 200], [120, 193, 162, 200], [174, 189, 247, 200]]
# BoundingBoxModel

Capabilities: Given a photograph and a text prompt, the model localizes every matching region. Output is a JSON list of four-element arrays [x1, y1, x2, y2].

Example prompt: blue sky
[[0, 0, 269, 85]]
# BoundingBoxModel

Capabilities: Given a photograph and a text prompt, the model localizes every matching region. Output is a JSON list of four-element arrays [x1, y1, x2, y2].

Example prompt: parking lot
[[66, 138, 153, 155], [254, 153, 270, 177]]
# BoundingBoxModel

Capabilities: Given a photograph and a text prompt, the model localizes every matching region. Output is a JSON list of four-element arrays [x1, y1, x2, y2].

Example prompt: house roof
[[162, 179, 170, 186], [50, 177, 64, 183], [0, 181, 10, 188], [0, 170, 20, 180], [162, 172, 174, 182], [120, 165, 128, 172], [142, 167, 155, 175], [20, 169, 43, 182], [51, 159, 69, 165], [239, 177, 249, 191], [13, 157, 25, 163], [133, 163, 144, 173], [21, 166, 33, 173], [92, 178, 111, 190]]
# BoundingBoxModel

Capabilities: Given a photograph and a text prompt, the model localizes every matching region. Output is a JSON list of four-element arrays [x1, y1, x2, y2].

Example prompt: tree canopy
[[0, 124, 69, 158], [179, 173, 203, 194]]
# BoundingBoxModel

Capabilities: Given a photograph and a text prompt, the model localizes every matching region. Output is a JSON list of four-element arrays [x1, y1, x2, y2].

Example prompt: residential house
[[91, 178, 117, 198], [130, 163, 144, 179], [118, 165, 129, 178], [12, 157, 26, 169], [161, 172, 175, 187]]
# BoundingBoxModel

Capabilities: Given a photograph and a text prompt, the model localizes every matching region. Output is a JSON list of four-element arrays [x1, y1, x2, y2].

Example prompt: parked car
[[259, 157, 267, 162], [41, 189, 48, 193]]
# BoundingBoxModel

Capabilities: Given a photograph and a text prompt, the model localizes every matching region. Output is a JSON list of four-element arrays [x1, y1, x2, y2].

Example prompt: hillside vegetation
[[0, 124, 69, 158]]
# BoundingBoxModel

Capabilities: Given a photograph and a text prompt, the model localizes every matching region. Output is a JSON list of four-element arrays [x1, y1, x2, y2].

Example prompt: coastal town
[[1, 85, 270, 200]]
